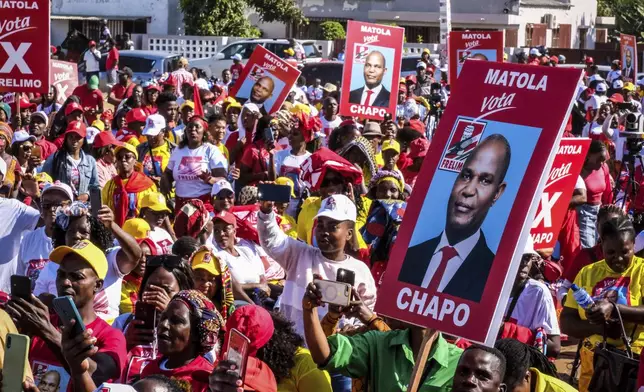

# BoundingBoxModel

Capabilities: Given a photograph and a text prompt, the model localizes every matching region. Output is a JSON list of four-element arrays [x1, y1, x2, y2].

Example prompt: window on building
[[122, 19, 147, 34], [525, 25, 534, 47], [552, 28, 560, 48], [579, 28, 588, 49]]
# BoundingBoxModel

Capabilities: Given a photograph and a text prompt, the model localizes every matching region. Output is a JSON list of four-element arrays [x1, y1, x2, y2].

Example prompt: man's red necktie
[[363, 89, 373, 105], [427, 246, 458, 292]]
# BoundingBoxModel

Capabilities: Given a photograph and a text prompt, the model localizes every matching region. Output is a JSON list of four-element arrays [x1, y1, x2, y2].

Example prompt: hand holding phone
[[134, 301, 157, 330], [336, 268, 356, 286], [53, 296, 86, 336], [226, 328, 251, 381], [2, 333, 30, 392], [89, 187, 101, 217], [10, 275, 32, 302], [313, 279, 352, 307], [257, 183, 291, 203]]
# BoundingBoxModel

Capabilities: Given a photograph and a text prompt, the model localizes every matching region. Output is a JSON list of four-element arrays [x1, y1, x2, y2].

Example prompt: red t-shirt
[[583, 163, 611, 205], [230, 63, 244, 81], [106, 47, 119, 70], [141, 356, 212, 392], [35, 139, 58, 160], [240, 142, 270, 185], [72, 85, 103, 112], [30, 316, 127, 392], [110, 83, 135, 101]]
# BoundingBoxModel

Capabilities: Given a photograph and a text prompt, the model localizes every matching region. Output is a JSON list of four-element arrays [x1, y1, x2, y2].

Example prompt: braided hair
[[600, 214, 636, 242], [494, 338, 557, 390], [597, 204, 626, 222]]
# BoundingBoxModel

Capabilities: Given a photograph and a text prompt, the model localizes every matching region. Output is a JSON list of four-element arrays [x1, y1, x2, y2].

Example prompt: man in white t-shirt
[[504, 237, 561, 357], [319, 97, 342, 143], [0, 159, 41, 293], [18, 182, 74, 289], [83, 41, 101, 82]]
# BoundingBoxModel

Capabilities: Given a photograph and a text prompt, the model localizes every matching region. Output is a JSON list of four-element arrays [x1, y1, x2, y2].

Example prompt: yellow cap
[[422, 48, 430, 54], [114, 142, 138, 160], [180, 100, 195, 112], [91, 120, 105, 132], [399, 77, 406, 84], [35, 172, 53, 184], [624, 82, 636, 92], [284, 48, 295, 56], [122, 218, 151, 240], [141, 192, 171, 213], [191, 247, 222, 276], [503, 52, 509, 60], [49, 240, 108, 280], [382, 139, 401, 154], [275, 177, 296, 197]]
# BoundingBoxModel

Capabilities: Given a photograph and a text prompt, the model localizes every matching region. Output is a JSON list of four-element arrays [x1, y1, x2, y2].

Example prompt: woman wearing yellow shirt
[[561, 215, 644, 392], [137, 113, 175, 185], [102, 143, 158, 227]]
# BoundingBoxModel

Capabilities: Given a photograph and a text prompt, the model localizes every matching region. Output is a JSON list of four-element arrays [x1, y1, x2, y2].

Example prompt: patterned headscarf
[[55, 201, 89, 231], [369, 170, 405, 195], [338, 136, 378, 184], [173, 199, 211, 239], [239, 186, 258, 206], [0, 122, 13, 144], [171, 290, 225, 355]]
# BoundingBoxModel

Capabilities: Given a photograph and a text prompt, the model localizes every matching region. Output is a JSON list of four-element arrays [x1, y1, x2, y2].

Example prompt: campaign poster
[[0, 0, 50, 93], [50, 60, 79, 105], [449, 31, 504, 87], [620, 34, 637, 81], [375, 61, 583, 345], [339, 20, 404, 121], [32, 361, 72, 392], [530, 138, 590, 250], [229, 45, 300, 115]]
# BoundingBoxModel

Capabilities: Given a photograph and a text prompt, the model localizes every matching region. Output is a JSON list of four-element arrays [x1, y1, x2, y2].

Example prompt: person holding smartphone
[[7, 240, 127, 392]]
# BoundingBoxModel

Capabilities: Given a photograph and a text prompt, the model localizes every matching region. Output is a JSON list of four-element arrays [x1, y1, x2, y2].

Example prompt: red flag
[[193, 85, 204, 117]]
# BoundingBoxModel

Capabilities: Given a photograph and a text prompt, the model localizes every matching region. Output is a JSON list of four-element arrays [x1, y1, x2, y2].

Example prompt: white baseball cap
[[529, 48, 540, 56], [595, 83, 608, 93], [589, 74, 604, 82], [31, 111, 49, 128], [85, 127, 100, 144], [613, 79, 625, 89], [92, 384, 136, 392], [142, 114, 167, 137], [211, 179, 234, 196], [523, 235, 538, 256], [11, 130, 36, 145], [42, 181, 74, 201], [416, 61, 427, 69], [314, 194, 357, 222], [232, 54, 242, 61]]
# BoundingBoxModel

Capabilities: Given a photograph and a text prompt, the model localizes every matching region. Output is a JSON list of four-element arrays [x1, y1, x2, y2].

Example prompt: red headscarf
[[112, 172, 155, 227], [296, 112, 321, 143], [301, 147, 363, 191]]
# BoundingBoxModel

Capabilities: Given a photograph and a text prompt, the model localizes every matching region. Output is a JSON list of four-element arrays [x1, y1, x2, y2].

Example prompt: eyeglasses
[[146, 255, 184, 269]]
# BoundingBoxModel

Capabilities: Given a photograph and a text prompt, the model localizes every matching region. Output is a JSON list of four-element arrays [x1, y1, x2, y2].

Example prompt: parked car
[[299, 61, 343, 88], [78, 50, 181, 91], [400, 54, 439, 78], [190, 39, 322, 79]]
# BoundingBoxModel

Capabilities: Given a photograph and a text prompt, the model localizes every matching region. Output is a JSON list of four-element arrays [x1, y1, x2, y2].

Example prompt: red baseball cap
[[89, 40, 96, 47], [65, 121, 87, 138], [408, 119, 425, 134], [12, 97, 36, 112], [93, 131, 123, 148], [609, 93, 625, 104], [405, 75, 417, 84], [409, 138, 430, 159], [585, 56, 594, 65], [163, 74, 176, 86], [65, 102, 84, 116], [550, 55, 559, 64], [125, 108, 147, 124], [212, 210, 237, 228]]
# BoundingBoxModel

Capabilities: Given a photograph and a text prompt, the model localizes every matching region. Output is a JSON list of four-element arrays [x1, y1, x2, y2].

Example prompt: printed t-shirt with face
[[30, 315, 127, 392], [149, 227, 174, 255], [0, 198, 40, 293], [17, 226, 53, 289], [33, 248, 125, 322], [167, 143, 228, 198], [142, 143, 172, 177], [565, 257, 644, 350], [68, 155, 82, 194], [505, 278, 561, 335], [215, 241, 266, 284]]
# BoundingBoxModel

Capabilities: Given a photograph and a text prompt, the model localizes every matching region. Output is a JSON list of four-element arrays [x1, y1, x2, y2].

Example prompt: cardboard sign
[[620, 34, 637, 81], [229, 45, 300, 115], [0, 0, 50, 93], [375, 61, 583, 345], [339, 20, 404, 121], [530, 138, 590, 250], [449, 31, 504, 86], [50, 60, 79, 105]]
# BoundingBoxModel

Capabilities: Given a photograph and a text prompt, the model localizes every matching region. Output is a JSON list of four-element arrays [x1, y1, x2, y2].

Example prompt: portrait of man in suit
[[398, 134, 511, 302], [623, 47, 635, 81], [349, 51, 391, 107]]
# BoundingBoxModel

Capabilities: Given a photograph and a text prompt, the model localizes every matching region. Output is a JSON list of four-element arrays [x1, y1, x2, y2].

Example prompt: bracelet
[[367, 315, 381, 326]]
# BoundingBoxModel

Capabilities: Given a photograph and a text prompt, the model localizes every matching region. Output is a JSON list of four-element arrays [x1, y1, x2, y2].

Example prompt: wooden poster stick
[[408, 329, 439, 392]]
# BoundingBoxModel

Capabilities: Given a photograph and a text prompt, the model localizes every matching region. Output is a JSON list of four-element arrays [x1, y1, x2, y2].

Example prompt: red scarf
[[113, 171, 155, 226]]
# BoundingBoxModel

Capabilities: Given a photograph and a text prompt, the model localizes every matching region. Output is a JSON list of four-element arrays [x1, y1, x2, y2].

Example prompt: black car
[[299, 61, 343, 87]]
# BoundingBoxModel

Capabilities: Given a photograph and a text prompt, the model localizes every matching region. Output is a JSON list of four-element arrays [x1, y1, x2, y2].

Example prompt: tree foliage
[[179, 0, 307, 37], [318, 21, 346, 40], [597, 0, 644, 41]]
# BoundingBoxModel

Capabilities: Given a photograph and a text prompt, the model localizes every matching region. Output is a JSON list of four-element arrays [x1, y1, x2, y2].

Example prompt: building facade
[[292, 0, 598, 49]]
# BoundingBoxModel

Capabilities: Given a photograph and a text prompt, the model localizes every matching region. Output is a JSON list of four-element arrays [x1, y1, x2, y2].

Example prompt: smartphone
[[53, 296, 86, 336], [32, 144, 42, 160], [134, 301, 157, 330], [226, 328, 251, 381], [263, 125, 275, 144], [2, 333, 30, 392], [257, 183, 291, 203], [89, 187, 101, 217], [336, 268, 356, 287], [10, 275, 31, 302], [314, 279, 352, 307]]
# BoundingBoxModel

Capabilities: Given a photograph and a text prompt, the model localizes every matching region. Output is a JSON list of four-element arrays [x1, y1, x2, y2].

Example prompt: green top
[[323, 329, 463, 391]]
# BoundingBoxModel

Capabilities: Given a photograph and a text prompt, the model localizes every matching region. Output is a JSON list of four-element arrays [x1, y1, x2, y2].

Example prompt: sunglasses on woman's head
[[146, 254, 185, 269]]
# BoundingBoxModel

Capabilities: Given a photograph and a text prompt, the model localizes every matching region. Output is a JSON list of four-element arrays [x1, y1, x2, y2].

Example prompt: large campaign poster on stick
[[0, 0, 50, 93], [530, 138, 590, 250], [376, 61, 583, 345], [50, 60, 79, 105], [449, 31, 504, 87], [229, 45, 300, 115], [339, 20, 404, 121], [620, 34, 638, 81]]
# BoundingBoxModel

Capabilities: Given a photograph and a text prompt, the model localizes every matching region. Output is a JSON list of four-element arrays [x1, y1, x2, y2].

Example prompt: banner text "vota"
[[484, 69, 548, 92]]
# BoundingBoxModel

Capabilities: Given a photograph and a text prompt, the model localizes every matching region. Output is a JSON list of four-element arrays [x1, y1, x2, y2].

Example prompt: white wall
[[51, 20, 70, 47]]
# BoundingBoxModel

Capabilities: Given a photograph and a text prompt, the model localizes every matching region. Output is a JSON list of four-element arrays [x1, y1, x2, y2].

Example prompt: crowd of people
[[0, 42, 643, 392]]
